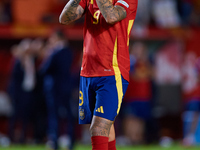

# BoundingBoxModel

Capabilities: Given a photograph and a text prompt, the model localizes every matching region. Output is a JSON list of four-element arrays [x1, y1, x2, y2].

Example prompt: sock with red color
[[91, 136, 109, 150], [108, 139, 116, 150]]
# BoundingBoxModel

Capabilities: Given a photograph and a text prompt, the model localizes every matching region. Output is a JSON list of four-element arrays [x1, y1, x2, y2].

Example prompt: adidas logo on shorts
[[96, 106, 104, 113]]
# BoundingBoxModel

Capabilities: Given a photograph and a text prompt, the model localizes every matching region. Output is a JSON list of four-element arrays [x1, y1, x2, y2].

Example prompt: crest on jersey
[[79, 108, 85, 120]]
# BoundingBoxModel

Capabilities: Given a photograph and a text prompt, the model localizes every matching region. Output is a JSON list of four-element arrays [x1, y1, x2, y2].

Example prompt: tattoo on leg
[[90, 116, 113, 137]]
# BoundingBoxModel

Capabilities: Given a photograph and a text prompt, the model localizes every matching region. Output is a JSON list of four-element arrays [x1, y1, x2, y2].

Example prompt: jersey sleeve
[[79, 0, 87, 10], [115, 0, 137, 16]]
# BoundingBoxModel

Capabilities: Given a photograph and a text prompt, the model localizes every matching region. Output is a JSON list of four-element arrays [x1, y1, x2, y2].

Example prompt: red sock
[[108, 139, 116, 150], [91, 136, 109, 150]]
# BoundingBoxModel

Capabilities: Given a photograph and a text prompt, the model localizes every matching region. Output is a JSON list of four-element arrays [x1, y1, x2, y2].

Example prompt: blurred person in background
[[134, 0, 150, 26], [29, 38, 48, 144], [152, 0, 181, 28], [177, 0, 193, 26], [0, 0, 12, 24], [131, 0, 150, 37], [182, 52, 200, 146], [189, 0, 200, 26], [41, 29, 75, 150], [121, 42, 153, 145], [8, 39, 36, 143], [153, 40, 183, 147], [8, 38, 47, 144], [178, 0, 200, 26]]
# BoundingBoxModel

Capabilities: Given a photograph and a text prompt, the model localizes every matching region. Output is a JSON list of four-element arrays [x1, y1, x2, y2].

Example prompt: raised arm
[[59, 0, 84, 25], [96, 0, 127, 24]]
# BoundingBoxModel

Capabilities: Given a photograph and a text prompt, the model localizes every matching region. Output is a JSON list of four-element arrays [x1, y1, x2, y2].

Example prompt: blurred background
[[0, 0, 200, 149]]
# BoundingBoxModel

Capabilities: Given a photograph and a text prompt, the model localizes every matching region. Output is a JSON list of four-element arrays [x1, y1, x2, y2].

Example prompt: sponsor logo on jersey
[[104, 69, 111, 72]]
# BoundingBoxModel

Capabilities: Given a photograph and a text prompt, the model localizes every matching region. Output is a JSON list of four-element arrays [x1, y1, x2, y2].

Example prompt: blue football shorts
[[79, 75, 129, 124]]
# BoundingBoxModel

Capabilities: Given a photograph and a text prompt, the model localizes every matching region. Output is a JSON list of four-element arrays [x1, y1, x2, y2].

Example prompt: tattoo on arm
[[96, 0, 126, 24], [59, 0, 84, 24]]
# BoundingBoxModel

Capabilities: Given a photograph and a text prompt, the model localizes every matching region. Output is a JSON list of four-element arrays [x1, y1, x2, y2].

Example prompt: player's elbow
[[59, 15, 69, 25], [59, 15, 65, 24], [106, 20, 115, 24], [105, 18, 116, 24], [105, 17, 117, 24]]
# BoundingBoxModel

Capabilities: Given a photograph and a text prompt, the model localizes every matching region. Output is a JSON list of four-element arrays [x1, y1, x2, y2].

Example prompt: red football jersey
[[79, 0, 138, 81]]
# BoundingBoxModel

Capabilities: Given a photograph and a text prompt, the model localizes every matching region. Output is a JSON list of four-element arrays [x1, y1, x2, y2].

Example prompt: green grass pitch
[[0, 144, 200, 150]]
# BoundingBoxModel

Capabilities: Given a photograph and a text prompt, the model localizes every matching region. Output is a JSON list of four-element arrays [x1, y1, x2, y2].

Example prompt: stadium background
[[0, 0, 200, 149]]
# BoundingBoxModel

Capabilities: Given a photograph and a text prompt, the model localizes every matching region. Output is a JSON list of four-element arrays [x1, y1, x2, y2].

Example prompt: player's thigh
[[94, 75, 128, 121]]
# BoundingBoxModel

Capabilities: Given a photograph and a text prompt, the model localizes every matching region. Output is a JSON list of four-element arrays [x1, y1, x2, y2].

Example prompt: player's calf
[[90, 116, 113, 150]]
